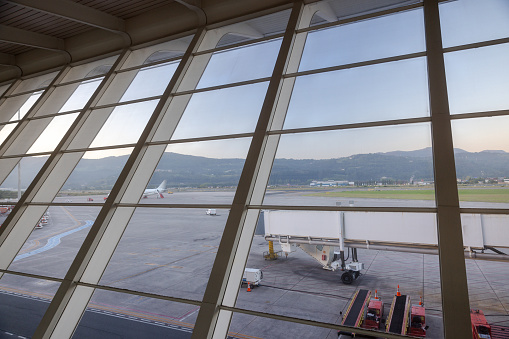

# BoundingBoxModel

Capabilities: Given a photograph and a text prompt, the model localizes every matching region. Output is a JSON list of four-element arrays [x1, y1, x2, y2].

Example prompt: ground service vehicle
[[408, 303, 427, 337], [362, 290, 384, 330], [339, 289, 371, 336], [471, 309, 492, 339], [386, 292, 411, 335]]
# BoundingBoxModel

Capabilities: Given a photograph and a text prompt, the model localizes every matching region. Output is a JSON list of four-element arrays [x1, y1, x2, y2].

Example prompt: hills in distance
[[2, 148, 509, 190]]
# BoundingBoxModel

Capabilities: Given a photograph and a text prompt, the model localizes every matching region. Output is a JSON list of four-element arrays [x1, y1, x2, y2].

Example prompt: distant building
[[310, 180, 353, 187]]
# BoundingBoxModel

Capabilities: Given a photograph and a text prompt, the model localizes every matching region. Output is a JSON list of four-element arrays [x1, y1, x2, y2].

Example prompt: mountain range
[[1, 148, 508, 190]]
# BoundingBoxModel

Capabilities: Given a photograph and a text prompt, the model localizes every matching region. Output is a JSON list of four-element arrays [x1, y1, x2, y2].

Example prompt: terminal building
[[0, 0, 508, 338]]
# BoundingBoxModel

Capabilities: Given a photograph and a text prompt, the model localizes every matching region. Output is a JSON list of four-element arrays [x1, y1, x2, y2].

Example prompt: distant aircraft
[[143, 180, 167, 199]]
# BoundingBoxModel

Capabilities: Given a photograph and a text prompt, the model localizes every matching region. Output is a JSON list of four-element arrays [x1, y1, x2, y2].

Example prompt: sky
[[0, 0, 508, 164]]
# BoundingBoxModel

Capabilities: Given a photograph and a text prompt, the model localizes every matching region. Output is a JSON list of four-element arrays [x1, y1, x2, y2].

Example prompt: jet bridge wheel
[[341, 271, 354, 284]]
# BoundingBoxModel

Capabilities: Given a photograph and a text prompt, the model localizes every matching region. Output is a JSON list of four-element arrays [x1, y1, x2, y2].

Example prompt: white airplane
[[143, 180, 167, 199]]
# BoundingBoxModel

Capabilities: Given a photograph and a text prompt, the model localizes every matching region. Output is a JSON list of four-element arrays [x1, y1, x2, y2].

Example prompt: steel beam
[[0, 24, 65, 51], [4, 0, 125, 33], [423, 0, 472, 338]]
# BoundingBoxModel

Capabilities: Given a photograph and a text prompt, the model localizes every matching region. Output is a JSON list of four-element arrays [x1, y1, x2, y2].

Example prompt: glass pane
[[298, 8, 425, 72], [74, 289, 199, 338], [0, 274, 59, 338], [3, 115, 77, 156], [88, 100, 158, 148], [141, 138, 251, 204], [0, 91, 42, 123], [462, 214, 509, 333], [234, 210, 443, 337], [53, 148, 133, 203], [171, 82, 268, 140], [265, 124, 435, 207], [62, 55, 117, 83], [199, 10, 290, 52], [98, 61, 179, 105], [0, 156, 49, 196], [0, 122, 16, 145], [11, 71, 58, 95], [36, 78, 103, 116], [100, 207, 228, 301], [27, 113, 78, 154], [122, 36, 192, 69], [195, 39, 282, 89], [8, 206, 100, 279], [283, 58, 429, 129], [0, 83, 10, 96], [445, 43, 509, 115], [440, 0, 509, 48], [452, 116, 509, 209]]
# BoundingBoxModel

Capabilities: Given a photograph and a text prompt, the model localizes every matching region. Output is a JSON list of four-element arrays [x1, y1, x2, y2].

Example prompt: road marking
[[14, 220, 93, 261]]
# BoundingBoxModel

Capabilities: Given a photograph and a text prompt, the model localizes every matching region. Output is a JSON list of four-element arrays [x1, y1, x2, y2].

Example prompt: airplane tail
[[157, 180, 167, 191]]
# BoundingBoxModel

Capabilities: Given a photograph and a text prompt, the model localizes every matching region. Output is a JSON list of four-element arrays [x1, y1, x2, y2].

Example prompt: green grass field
[[306, 188, 509, 203]]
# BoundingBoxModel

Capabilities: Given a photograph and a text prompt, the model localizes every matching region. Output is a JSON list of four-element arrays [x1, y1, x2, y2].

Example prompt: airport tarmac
[[0, 189, 508, 338]]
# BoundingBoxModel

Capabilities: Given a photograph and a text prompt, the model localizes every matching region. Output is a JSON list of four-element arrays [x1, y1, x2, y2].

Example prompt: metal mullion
[[147, 132, 254, 146], [26, 202, 233, 209], [191, 3, 304, 339], [268, 116, 432, 135], [91, 94, 162, 110], [449, 109, 509, 121], [0, 150, 54, 159], [459, 208, 509, 215], [33, 31, 206, 339], [423, 1, 471, 338], [62, 143, 137, 154], [25, 108, 83, 121], [0, 269, 64, 284], [0, 79, 21, 105], [193, 34, 285, 57], [77, 282, 202, 307], [248, 205, 437, 213], [0, 66, 70, 157], [174, 77, 271, 96], [220, 305, 410, 339], [54, 73, 106, 88], [116, 56, 183, 74], [4, 86, 54, 99], [295, 2, 423, 34], [284, 51, 426, 79], [443, 36, 509, 54]]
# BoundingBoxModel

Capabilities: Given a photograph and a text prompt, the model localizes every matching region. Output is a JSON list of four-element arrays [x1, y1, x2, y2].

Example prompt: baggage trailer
[[339, 289, 371, 336], [386, 294, 411, 335]]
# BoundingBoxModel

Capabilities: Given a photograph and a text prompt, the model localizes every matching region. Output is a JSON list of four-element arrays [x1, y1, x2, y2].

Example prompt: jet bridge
[[262, 210, 509, 263]]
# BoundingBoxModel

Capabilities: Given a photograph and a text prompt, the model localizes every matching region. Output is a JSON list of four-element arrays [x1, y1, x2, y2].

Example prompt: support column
[[423, 1, 471, 338], [191, 3, 305, 338]]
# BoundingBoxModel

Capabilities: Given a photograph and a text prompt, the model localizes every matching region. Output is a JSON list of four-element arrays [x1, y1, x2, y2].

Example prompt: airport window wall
[[0, 0, 508, 338]]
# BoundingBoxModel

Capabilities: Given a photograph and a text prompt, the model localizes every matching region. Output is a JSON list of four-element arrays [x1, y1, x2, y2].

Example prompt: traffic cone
[[419, 296, 423, 306], [247, 283, 251, 292], [396, 285, 401, 296], [374, 289, 379, 300]]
